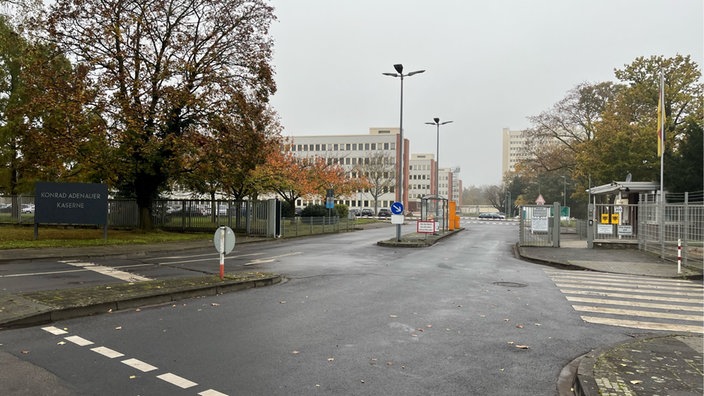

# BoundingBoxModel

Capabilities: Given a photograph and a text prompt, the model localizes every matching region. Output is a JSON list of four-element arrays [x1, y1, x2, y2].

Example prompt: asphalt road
[[0, 223, 632, 395]]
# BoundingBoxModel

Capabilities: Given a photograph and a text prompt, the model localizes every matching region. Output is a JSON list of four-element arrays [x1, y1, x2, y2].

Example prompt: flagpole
[[658, 69, 665, 259]]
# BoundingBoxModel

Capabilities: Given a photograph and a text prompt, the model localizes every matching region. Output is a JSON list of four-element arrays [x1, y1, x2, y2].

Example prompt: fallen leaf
[[327, 357, 334, 362], [504, 318, 510, 322], [115, 326, 122, 330], [279, 301, 287, 304], [507, 341, 515, 345], [129, 375, 136, 379], [630, 380, 642, 385], [360, 380, 365, 383], [426, 324, 433, 328], [515, 345, 530, 349], [291, 350, 300, 355], [21, 350, 29, 354], [389, 314, 398, 318], [211, 303, 220, 307], [534, 323, 541, 326], [57, 341, 66, 345], [135, 308, 141, 312], [516, 324, 524, 329]]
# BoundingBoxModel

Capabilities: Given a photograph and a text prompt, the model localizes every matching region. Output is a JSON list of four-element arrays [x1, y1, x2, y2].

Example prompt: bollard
[[677, 238, 682, 274]]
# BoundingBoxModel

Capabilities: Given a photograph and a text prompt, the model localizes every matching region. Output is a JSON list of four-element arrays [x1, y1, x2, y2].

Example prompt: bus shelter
[[420, 195, 448, 233]]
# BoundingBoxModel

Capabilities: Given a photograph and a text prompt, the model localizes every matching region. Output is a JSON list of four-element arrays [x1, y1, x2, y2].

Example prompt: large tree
[[43, 0, 277, 229], [575, 55, 703, 189]]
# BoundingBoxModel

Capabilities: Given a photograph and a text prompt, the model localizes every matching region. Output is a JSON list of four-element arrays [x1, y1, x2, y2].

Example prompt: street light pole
[[384, 64, 425, 241], [561, 175, 567, 207], [425, 118, 452, 229]]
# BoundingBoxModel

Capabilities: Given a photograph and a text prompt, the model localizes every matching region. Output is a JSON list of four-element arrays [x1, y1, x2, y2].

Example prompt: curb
[[1, 274, 282, 329], [376, 228, 464, 248]]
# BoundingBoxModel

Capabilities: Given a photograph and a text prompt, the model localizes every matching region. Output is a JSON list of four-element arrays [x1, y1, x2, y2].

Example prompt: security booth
[[420, 195, 448, 234], [586, 180, 659, 246]]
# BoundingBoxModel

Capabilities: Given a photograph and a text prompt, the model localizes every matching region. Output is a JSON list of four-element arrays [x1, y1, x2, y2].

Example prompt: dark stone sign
[[35, 182, 108, 225]]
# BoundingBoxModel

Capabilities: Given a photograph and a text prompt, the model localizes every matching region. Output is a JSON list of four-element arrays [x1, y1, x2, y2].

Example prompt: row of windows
[[291, 142, 394, 152], [308, 156, 396, 166], [409, 164, 431, 171]]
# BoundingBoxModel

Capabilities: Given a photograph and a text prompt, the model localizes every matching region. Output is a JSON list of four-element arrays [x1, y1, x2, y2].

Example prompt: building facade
[[501, 127, 531, 178]]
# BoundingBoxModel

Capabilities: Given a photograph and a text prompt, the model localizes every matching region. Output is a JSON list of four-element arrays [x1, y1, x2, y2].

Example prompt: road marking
[[42, 326, 68, 335], [547, 269, 704, 334], [199, 389, 229, 396], [554, 282, 702, 296], [245, 251, 302, 266], [580, 315, 704, 334], [90, 346, 124, 359], [559, 289, 702, 304], [1, 268, 91, 278], [149, 252, 264, 265], [61, 260, 152, 282], [156, 372, 198, 389], [572, 305, 703, 321], [64, 335, 94, 346], [565, 296, 703, 312], [121, 358, 158, 372]]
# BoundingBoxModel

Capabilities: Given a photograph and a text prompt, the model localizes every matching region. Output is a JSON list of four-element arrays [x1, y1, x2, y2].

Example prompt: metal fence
[[518, 204, 560, 247], [1, 196, 361, 238], [638, 196, 704, 267]]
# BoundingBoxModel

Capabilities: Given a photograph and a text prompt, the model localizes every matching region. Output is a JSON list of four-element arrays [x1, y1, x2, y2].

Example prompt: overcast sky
[[268, 0, 703, 187]]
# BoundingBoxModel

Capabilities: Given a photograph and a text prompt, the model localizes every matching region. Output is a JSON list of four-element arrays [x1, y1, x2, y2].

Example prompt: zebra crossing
[[545, 270, 704, 334]]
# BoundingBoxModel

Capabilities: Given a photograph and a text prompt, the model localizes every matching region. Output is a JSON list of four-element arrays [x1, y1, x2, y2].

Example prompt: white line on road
[[156, 372, 198, 389], [580, 315, 704, 334], [90, 346, 124, 359], [42, 326, 68, 335], [199, 389, 229, 396], [64, 335, 94, 346], [245, 251, 302, 266], [121, 358, 158, 372], [60, 260, 152, 282]]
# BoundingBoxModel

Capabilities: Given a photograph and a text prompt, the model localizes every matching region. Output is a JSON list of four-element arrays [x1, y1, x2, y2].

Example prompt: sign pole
[[219, 226, 225, 280]]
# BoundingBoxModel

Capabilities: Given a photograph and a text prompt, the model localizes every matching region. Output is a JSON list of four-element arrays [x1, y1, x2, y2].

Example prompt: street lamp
[[425, 118, 453, 199], [425, 118, 452, 230], [383, 64, 425, 241], [561, 175, 567, 207]]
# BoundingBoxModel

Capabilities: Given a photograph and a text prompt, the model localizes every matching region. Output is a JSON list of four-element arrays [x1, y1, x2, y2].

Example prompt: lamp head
[[433, 117, 440, 124], [393, 64, 403, 74]]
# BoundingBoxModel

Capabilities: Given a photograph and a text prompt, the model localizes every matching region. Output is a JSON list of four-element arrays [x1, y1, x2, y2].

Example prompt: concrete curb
[[1, 274, 282, 329], [376, 228, 464, 248]]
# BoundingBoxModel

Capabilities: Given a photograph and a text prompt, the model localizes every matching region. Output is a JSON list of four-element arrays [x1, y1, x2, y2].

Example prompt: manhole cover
[[492, 281, 527, 288]]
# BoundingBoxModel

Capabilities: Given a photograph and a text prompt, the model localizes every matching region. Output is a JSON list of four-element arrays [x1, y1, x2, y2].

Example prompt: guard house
[[587, 180, 660, 240]]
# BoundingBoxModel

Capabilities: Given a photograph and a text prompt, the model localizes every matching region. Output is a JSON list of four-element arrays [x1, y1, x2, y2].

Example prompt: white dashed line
[[90, 346, 124, 359], [121, 358, 158, 372], [156, 372, 198, 389], [60, 260, 152, 282], [64, 335, 94, 346], [199, 389, 229, 396], [42, 326, 68, 335]]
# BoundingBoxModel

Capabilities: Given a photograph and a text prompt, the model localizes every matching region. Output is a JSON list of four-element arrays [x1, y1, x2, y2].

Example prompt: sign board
[[597, 224, 613, 235], [391, 214, 404, 225], [417, 220, 435, 233], [618, 225, 633, 236], [531, 206, 549, 232], [35, 182, 108, 225], [391, 202, 404, 215], [610, 213, 620, 224], [600, 213, 610, 224], [535, 194, 545, 205], [213, 226, 236, 254]]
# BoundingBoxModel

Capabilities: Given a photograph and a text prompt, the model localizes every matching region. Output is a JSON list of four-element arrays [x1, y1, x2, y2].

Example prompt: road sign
[[391, 201, 404, 215], [213, 226, 236, 254], [214, 226, 235, 280]]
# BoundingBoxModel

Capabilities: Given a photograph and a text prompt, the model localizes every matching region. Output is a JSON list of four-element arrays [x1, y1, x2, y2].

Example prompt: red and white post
[[219, 226, 225, 280], [677, 238, 682, 274]]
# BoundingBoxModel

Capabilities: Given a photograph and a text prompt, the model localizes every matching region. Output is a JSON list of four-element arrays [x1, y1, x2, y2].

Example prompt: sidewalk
[[518, 233, 703, 396], [1, 228, 702, 396]]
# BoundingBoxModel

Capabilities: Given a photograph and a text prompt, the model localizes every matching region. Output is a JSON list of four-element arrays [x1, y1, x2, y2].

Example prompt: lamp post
[[561, 175, 567, 207], [425, 118, 452, 230], [383, 64, 425, 241]]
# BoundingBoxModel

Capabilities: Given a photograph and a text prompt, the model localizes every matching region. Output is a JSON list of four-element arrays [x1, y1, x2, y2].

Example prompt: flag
[[657, 71, 665, 157]]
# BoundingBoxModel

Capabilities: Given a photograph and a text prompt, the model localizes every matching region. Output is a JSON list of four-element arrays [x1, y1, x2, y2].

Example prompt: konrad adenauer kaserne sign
[[35, 182, 108, 225]]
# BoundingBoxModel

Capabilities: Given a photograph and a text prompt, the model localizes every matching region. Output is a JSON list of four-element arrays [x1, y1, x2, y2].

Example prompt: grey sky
[[268, 0, 703, 187]]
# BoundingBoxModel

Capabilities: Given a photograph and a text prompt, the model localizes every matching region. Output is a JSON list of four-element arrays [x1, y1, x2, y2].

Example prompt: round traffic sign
[[391, 201, 404, 215], [213, 226, 236, 254]]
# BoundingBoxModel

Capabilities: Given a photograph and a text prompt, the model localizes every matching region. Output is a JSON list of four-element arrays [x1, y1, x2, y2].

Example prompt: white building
[[501, 127, 531, 178]]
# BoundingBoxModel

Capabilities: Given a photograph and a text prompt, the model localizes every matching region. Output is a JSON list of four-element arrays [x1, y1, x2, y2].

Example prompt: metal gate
[[519, 203, 561, 247]]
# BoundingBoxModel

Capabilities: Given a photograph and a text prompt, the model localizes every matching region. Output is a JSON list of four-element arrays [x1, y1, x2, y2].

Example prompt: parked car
[[377, 208, 392, 217], [21, 204, 35, 213], [361, 208, 374, 217], [349, 209, 361, 217], [478, 212, 505, 220]]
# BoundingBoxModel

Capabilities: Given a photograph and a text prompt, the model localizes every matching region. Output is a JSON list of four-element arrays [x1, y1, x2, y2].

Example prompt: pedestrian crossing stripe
[[545, 270, 704, 334]]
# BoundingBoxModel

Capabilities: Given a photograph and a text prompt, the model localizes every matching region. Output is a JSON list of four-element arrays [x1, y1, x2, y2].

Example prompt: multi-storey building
[[501, 127, 531, 178], [286, 128, 406, 212], [286, 128, 462, 214]]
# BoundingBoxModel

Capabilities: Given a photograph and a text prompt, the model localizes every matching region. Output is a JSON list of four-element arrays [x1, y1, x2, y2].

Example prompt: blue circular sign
[[391, 202, 404, 215]]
